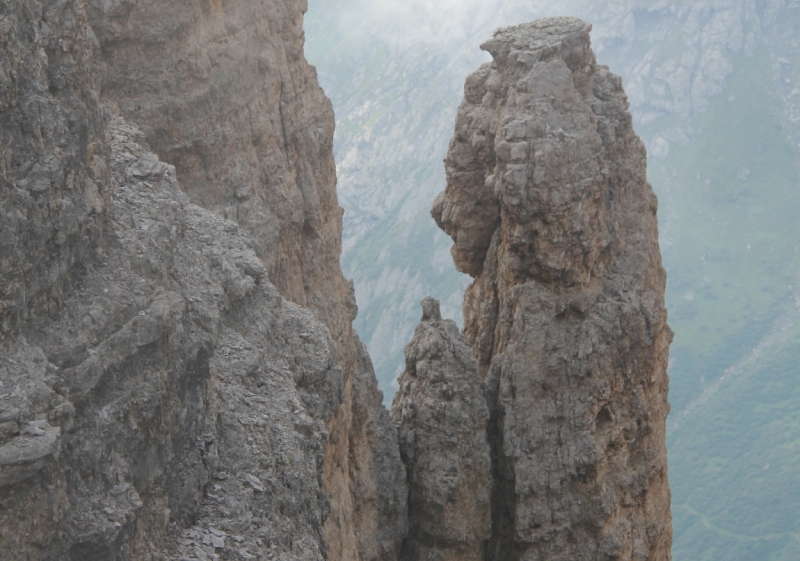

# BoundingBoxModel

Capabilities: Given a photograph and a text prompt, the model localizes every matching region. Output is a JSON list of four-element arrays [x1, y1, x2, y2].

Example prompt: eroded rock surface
[[84, 1, 409, 558], [433, 17, 673, 561], [0, 0, 404, 560], [3, 3, 672, 560], [392, 298, 491, 561], [2, 102, 342, 559]]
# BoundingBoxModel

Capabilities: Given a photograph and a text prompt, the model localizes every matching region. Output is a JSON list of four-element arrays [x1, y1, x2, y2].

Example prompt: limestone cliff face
[[0, 0, 405, 560], [1, 14, 341, 556], [391, 298, 491, 561], [85, 0, 340, 318], [433, 17, 673, 561], [87, 1, 409, 560], [0, 0, 108, 333]]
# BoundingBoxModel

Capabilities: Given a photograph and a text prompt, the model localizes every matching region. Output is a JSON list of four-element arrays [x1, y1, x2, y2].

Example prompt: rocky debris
[[392, 298, 491, 561], [433, 17, 673, 561]]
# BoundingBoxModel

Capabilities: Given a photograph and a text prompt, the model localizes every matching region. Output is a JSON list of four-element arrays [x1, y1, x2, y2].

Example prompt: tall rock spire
[[432, 17, 673, 561]]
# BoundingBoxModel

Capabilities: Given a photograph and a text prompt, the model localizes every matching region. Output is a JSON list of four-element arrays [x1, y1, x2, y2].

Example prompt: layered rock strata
[[432, 17, 673, 561], [1, 0, 405, 560], [391, 298, 491, 561]]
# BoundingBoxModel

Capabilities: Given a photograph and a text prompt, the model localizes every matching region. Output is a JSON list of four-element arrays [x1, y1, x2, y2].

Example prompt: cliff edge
[[84, 1, 409, 557]]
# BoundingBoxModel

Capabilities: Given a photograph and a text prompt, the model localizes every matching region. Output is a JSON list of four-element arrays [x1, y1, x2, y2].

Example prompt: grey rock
[[84, 0, 410, 557], [392, 298, 491, 561], [0, 99, 346, 559], [0, 0, 354, 555], [0, 424, 61, 487], [129, 153, 162, 178], [242, 473, 265, 493], [433, 18, 673, 561], [19, 419, 48, 436], [1, 1, 408, 560]]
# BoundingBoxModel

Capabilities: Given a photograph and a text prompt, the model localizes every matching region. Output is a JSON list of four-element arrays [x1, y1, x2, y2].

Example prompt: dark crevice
[[484, 369, 520, 561]]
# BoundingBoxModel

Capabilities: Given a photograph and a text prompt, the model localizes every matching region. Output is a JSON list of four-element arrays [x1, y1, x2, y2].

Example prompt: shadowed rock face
[[433, 17, 673, 561], [392, 298, 491, 561]]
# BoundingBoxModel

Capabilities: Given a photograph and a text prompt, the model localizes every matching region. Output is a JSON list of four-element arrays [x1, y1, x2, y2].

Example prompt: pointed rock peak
[[420, 296, 442, 322], [433, 17, 672, 561], [392, 299, 491, 561]]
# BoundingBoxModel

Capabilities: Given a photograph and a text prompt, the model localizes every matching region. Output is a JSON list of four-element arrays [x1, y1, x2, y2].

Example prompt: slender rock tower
[[432, 17, 673, 561], [392, 298, 492, 561]]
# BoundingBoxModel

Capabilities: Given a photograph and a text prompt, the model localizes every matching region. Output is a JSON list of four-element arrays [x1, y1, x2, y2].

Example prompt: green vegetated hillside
[[305, 1, 800, 559], [670, 312, 800, 561], [651, 47, 800, 560], [654, 46, 800, 415]]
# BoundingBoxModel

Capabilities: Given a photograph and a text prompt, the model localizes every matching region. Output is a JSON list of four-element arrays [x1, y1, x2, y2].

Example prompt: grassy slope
[[648, 47, 800, 560], [669, 317, 800, 561], [657, 48, 800, 413]]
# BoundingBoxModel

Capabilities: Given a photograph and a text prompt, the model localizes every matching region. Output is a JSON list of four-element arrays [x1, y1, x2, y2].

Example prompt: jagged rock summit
[[433, 16, 673, 560]]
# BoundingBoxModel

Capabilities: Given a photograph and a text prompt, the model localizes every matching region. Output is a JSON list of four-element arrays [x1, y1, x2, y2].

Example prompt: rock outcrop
[[392, 298, 491, 561], [90, 1, 409, 557], [2, 2, 671, 560], [1, 0, 405, 560], [2, 93, 341, 561], [82, 2, 409, 558], [433, 17, 673, 561]]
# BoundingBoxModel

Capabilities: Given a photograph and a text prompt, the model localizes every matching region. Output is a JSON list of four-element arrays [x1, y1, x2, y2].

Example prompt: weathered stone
[[85, 1, 409, 557], [129, 153, 161, 178], [3, 2, 672, 561], [433, 17, 673, 561], [0, 424, 61, 487], [0, 100, 346, 558], [392, 298, 492, 561], [0, 0, 405, 556]]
